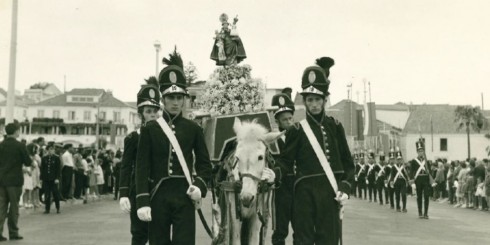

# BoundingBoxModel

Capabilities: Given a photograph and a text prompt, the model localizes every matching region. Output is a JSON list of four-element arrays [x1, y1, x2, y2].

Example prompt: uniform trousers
[[150, 178, 195, 245], [43, 180, 60, 212], [376, 179, 385, 204], [415, 175, 431, 216], [357, 178, 367, 199], [351, 179, 357, 197], [272, 175, 294, 245], [367, 178, 377, 202], [292, 176, 340, 245], [394, 178, 407, 210], [387, 185, 395, 208], [129, 185, 149, 245], [0, 186, 22, 238]]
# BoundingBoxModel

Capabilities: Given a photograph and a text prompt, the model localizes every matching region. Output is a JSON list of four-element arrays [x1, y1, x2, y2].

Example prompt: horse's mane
[[235, 120, 268, 143]]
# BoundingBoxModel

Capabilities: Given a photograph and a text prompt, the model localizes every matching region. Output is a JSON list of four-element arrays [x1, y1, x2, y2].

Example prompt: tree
[[454, 105, 487, 159], [184, 62, 199, 85]]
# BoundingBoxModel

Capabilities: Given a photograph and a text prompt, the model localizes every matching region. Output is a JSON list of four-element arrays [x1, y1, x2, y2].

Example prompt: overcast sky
[[1, 0, 489, 108]]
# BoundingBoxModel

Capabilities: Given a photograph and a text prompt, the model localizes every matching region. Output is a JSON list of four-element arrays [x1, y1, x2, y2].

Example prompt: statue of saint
[[210, 13, 247, 66]]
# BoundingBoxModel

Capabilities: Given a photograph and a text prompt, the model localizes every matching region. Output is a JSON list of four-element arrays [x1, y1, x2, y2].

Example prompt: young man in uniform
[[409, 140, 436, 219], [40, 143, 62, 214], [356, 151, 367, 200], [386, 149, 396, 209], [135, 50, 212, 245], [270, 92, 295, 245], [366, 150, 379, 203], [119, 77, 160, 245], [277, 57, 354, 245], [375, 152, 388, 205], [351, 153, 359, 198], [390, 149, 409, 213]]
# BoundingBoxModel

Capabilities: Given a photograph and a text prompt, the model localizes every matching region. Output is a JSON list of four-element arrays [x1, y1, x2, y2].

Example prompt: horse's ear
[[261, 131, 285, 145], [233, 117, 242, 134]]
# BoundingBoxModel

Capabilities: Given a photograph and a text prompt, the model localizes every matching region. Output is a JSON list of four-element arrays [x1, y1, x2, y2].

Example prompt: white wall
[[0, 105, 28, 121], [376, 109, 410, 129], [403, 133, 490, 161], [20, 134, 126, 148]]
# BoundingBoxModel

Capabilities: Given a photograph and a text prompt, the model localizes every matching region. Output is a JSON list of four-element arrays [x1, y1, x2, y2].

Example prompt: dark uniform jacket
[[375, 163, 388, 183], [366, 163, 380, 184], [135, 112, 212, 208], [409, 157, 433, 181], [355, 163, 367, 181], [40, 154, 61, 181], [0, 137, 31, 187], [389, 163, 410, 183], [277, 114, 355, 194], [119, 130, 139, 198], [272, 136, 294, 176]]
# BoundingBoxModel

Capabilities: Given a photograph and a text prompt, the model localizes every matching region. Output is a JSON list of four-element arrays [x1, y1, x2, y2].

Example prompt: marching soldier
[[375, 152, 388, 205], [119, 77, 160, 245], [385, 149, 396, 209], [366, 150, 379, 203], [40, 143, 61, 214], [270, 92, 295, 245], [277, 57, 354, 244], [135, 49, 212, 244], [351, 153, 359, 197], [356, 151, 367, 199], [389, 149, 409, 212], [409, 139, 436, 219]]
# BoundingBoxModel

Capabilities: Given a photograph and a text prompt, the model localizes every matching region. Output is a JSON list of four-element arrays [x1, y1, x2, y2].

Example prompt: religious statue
[[210, 13, 247, 66]]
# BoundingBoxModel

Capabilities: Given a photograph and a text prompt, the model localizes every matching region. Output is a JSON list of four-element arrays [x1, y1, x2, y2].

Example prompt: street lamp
[[154, 40, 161, 77]]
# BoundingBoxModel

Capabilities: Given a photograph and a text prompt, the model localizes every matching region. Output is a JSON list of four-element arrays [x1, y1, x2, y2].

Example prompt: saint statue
[[210, 13, 247, 66]]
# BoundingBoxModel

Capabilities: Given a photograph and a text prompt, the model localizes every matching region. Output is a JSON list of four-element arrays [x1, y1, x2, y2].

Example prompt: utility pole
[[482, 93, 484, 110], [6, 0, 19, 124], [64, 75, 66, 93], [363, 78, 367, 104], [368, 81, 372, 103]]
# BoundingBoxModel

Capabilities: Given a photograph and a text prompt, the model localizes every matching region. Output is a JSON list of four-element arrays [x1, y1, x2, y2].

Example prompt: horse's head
[[233, 118, 283, 208]]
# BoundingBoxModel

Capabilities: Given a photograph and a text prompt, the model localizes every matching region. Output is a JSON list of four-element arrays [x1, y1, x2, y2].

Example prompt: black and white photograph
[[1, 0, 490, 244]]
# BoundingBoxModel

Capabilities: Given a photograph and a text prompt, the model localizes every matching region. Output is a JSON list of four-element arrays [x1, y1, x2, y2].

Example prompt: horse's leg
[[229, 193, 241, 245], [248, 211, 262, 245]]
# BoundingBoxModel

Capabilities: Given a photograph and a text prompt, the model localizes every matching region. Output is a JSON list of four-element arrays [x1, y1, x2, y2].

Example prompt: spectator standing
[[73, 152, 85, 199], [40, 144, 61, 214], [94, 159, 105, 195], [112, 150, 122, 200], [61, 144, 75, 200], [0, 123, 32, 241]]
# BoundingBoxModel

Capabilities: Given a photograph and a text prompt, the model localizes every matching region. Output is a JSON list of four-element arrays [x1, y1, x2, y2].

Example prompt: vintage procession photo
[[1, 1, 490, 244]]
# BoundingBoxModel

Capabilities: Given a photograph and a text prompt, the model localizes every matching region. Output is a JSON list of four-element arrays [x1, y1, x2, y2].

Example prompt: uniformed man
[[277, 57, 354, 244], [375, 152, 388, 205], [385, 149, 396, 209], [366, 150, 380, 203], [119, 76, 160, 245], [356, 151, 367, 199], [135, 49, 212, 245], [389, 149, 409, 212], [409, 139, 436, 219], [270, 92, 295, 245], [351, 153, 359, 197], [40, 143, 62, 214]]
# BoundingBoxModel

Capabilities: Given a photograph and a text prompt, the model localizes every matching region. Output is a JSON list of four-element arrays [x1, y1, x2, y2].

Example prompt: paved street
[[2, 194, 490, 245]]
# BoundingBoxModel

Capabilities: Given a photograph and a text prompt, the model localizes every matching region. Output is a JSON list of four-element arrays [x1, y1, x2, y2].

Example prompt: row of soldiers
[[352, 142, 437, 219]]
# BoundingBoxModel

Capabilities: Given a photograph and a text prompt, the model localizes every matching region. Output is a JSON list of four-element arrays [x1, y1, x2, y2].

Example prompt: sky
[[1, 0, 490, 108]]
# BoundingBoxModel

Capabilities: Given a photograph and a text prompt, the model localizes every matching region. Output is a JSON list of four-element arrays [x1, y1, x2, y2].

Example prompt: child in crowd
[[94, 158, 105, 196], [465, 170, 475, 208]]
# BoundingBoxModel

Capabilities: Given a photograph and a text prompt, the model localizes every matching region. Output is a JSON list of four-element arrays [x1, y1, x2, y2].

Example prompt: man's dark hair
[[63, 144, 73, 150], [46, 144, 55, 150], [5, 123, 20, 135]]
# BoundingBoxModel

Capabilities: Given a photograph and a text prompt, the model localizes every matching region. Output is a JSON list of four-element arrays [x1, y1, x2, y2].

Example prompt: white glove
[[366, 180, 369, 185], [137, 207, 152, 222], [454, 181, 459, 188], [261, 167, 276, 183], [186, 185, 202, 202], [119, 197, 131, 213], [411, 184, 416, 191], [335, 191, 349, 206], [431, 182, 437, 187]]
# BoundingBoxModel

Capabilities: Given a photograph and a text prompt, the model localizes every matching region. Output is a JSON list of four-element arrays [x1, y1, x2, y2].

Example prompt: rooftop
[[33, 89, 130, 108]]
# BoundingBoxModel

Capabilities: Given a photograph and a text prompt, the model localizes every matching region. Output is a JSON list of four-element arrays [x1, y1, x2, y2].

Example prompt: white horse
[[212, 118, 283, 245]]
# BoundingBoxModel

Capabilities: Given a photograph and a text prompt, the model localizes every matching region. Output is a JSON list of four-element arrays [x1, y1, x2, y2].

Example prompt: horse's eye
[[258, 155, 264, 161]]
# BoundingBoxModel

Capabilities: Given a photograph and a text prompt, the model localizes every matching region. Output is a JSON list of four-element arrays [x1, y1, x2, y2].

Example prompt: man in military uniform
[[409, 140, 436, 219], [385, 149, 396, 209], [119, 77, 160, 245], [389, 149, 409, 212], [351, 153, 359, 197], [375, 152, 388, 205], [135, 49, 212, 245], [40, 144, 61, 214], [277, 57, 354, 244], [270, 92, 295, 245], [366, 150, 380, 203], [356, 151, 367, 199]]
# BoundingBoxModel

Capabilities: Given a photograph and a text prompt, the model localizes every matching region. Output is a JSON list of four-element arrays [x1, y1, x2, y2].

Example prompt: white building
[[24, 82, 62, 103]]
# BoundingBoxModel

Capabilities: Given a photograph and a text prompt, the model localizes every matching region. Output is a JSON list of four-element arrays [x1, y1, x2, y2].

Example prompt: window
[[53, 110, 60, 118], [84, 111, 91, 121], [99, 111, 106, 120], [113, 111, 121, 122], [68, 111, 76, 120], [440, 138, 448, 151], [87, 97, 94, 102], [72, 97, 79, 102], [37, 109, 44, 118], [80, 97, 86, 102]]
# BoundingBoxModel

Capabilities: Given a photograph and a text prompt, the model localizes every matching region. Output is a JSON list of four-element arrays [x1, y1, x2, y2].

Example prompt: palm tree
[[454, 105, 486, 159]]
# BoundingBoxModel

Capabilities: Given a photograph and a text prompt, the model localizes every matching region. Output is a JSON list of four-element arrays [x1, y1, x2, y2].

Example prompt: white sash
[[356, 163, 364, 176], [367, 164, 375, 176], [155, 118, 193, 185], [414, 158, 427, 180], [394, 165, 406, 181], [376, 163, 384, 178], [300, 120, 338, 193]]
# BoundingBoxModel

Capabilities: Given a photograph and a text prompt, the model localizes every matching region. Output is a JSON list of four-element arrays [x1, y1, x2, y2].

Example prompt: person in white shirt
[[60, 144, 74, 200]]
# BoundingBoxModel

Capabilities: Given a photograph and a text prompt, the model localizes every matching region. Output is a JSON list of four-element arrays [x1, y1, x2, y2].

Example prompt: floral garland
[[198, 65, 265, 116]]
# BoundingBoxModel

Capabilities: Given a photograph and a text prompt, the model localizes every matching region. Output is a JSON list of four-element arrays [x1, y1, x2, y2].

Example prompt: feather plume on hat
[[315, 57, 335, 78], [144, 76, 159, 88], [162, 46, 184, 69]]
